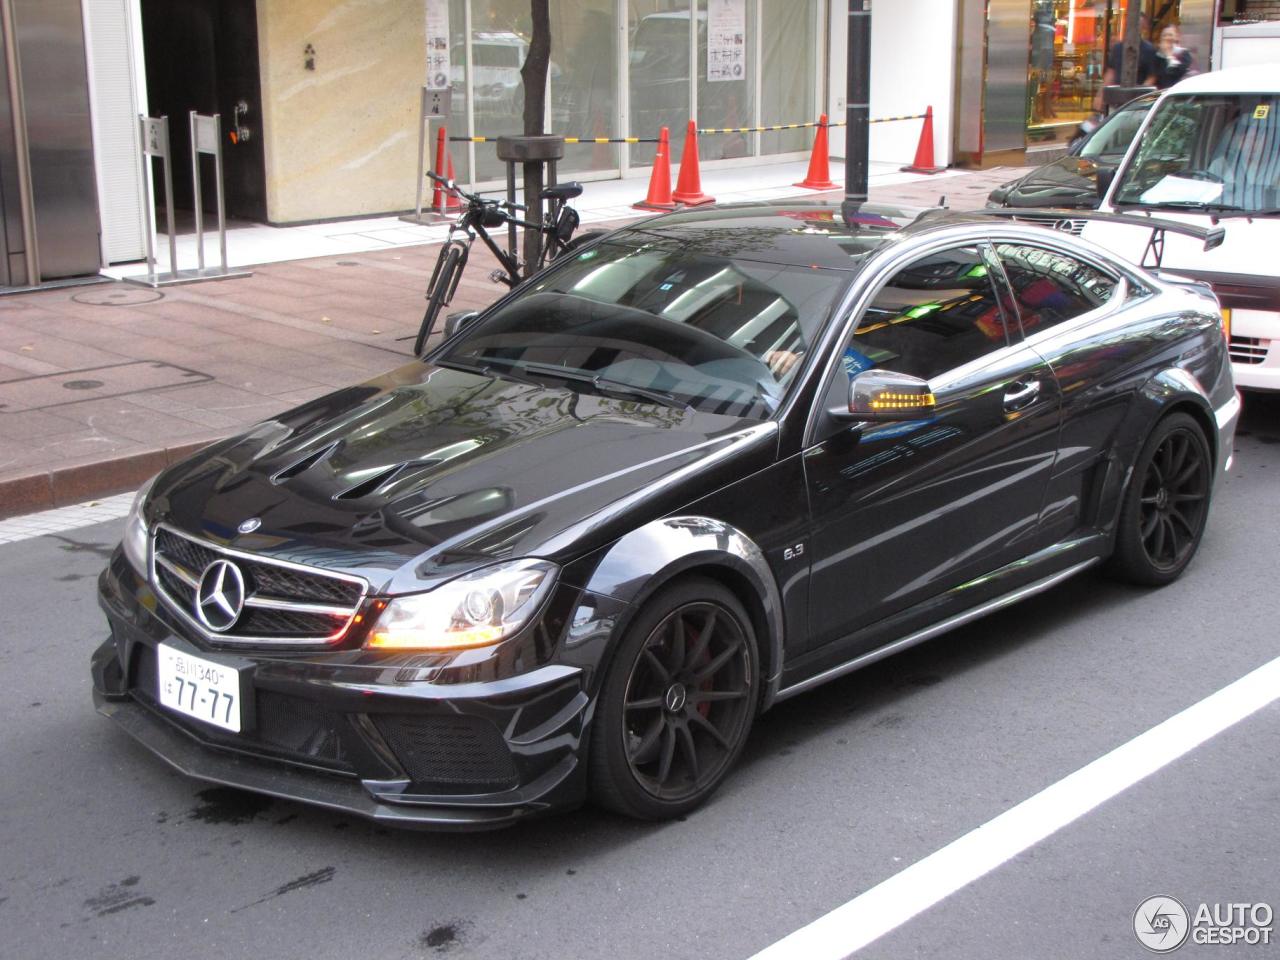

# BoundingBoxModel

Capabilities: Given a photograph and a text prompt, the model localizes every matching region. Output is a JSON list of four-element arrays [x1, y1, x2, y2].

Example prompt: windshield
[[1080, 100, 1151, 160], [1113, 93, 1280, 213], [436, 240, 850, 418]]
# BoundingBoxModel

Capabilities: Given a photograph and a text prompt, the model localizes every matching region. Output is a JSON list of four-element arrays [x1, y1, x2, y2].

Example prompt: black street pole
[[841, 0, 872, 223]]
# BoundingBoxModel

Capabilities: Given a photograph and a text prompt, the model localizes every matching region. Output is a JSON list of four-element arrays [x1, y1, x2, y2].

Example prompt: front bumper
[[92, 553, 593, 831], [1229, 308, 1280, 392]]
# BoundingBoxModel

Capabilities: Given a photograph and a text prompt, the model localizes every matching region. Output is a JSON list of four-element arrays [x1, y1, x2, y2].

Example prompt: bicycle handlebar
[[425, 171, 528, 213]]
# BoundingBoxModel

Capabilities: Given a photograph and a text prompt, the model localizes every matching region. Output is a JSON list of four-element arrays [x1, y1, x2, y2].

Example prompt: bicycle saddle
[[540, 182, 583, 202]]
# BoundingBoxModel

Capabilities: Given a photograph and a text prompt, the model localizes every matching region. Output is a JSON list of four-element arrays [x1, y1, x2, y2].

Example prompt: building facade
[[0, 0, 1249, 281]]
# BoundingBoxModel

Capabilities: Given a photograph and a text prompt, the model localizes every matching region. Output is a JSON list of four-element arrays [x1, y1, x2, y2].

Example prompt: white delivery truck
[[1083, 64, 1280, 391]]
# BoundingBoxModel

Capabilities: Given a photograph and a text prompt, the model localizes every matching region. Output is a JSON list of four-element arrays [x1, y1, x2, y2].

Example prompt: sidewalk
[[0, 166, 1016, 517]]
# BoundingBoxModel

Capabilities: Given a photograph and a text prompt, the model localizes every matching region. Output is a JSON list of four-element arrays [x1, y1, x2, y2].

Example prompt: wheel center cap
[[1155, 488, 1169, 510], [664, 683, 688, 713]]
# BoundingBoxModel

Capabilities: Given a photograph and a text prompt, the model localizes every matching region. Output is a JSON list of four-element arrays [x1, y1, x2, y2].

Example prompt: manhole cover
[[72, 285, 165, 306], [63, 379, 105, 390]]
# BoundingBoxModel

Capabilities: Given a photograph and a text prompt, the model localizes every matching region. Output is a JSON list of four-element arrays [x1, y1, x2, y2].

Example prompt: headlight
[[122, 476, 157, 575], [365, 559, 557, 652]]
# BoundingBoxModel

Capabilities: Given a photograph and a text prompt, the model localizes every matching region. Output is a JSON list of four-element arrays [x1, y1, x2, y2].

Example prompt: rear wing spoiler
[[976, 208, 1226, 268]]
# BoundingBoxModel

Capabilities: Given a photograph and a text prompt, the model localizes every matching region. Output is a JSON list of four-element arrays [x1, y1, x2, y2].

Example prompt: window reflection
[[441, 240, 848, 417]]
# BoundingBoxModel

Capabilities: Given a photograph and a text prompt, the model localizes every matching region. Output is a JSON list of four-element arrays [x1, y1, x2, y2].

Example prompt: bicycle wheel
[[415, 243, 467, 357]]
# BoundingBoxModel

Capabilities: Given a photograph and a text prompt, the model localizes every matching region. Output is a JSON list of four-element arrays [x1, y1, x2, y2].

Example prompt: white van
[[1083, 65, 1280, 391]]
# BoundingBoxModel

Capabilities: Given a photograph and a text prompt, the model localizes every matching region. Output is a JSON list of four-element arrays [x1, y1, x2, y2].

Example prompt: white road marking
[[0, 492, 135, 544], [749, 653, 1280, 960]]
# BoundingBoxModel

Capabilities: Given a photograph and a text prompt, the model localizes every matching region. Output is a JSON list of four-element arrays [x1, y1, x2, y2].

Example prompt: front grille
[[373, 714, 518, 794], [1229, 335, 1269, 365], [129, 644, 351, 772], [151, 525, 367, 647]]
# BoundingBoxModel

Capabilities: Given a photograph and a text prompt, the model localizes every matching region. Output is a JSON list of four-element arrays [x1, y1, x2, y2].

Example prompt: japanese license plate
[[156, 644, 242, 733]]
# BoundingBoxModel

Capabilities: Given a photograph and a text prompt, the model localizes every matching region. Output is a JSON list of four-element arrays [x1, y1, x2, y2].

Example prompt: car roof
[[1167, 65, 1280, 95], [614, 202, 994, 272]]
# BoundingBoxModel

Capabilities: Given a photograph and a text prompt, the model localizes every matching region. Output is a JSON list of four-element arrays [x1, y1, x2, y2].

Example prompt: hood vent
[[271, 441, 341, 484], [332, 458, 443, 501]]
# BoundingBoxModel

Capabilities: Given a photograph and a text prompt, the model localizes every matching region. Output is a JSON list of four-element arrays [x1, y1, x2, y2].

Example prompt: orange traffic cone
[[671, 120, 715, 206], [901, 106, 945, 175], [634, 126, 678, 211], [794, 114, 839, 190], [431, 127, 461, 213]]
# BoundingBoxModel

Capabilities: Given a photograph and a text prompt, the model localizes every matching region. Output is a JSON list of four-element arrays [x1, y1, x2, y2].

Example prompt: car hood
[[152, 362, 775, 594], [989, 156, 1116, 209]]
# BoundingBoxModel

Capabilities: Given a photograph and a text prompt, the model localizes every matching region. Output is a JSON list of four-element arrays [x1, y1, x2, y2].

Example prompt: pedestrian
[[1155, 24, 1194, 89], [1092, 13, 1158, 113]]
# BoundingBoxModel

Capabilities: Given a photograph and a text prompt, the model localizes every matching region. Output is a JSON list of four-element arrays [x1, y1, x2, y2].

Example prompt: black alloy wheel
[[590, 578, 758, 820], [1109, 412, 1212, 586]]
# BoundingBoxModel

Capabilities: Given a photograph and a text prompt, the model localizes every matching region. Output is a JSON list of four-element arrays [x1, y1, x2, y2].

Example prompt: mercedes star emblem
[[195, 559, 246, 632], [238, 517, 262, 534]]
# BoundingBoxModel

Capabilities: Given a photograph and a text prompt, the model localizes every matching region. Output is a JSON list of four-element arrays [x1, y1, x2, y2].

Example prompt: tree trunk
[[521, 0, 550, 137], [520, 0, 551, 269]]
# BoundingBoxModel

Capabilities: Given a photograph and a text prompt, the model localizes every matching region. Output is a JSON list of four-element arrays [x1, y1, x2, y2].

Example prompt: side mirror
[[832, 369, 936, 422], [443, 310, 480, 339], [1096, 166, 1117, 201]]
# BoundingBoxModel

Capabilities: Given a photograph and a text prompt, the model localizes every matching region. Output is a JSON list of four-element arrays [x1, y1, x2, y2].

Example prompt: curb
[[0, 437, 224, 521]]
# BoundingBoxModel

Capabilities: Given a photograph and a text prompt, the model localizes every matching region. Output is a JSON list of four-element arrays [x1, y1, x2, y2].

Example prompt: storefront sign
[[425, 0, 451, 91], [707, 0, 745, 83]]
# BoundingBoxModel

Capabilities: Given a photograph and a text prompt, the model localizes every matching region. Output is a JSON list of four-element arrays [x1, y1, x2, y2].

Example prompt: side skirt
[[771, 538, 1105, 705]]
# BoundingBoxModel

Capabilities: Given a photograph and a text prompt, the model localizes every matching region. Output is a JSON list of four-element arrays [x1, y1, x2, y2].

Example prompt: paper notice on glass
[[425, 0, 451, 91], [707, 0, 746, 83], [1140, 175, 1224, 205]]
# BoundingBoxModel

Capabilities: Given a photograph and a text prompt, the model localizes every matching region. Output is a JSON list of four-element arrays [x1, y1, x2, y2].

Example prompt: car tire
[[589, 577, 759, 820], [1108, 412, 1213, 586]]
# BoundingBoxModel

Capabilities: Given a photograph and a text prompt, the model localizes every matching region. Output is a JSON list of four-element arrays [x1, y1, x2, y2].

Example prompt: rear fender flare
[[1100, 366, 1217, 531]]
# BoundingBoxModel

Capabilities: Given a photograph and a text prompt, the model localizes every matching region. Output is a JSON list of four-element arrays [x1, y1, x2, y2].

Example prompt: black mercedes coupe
[[92, 203, 1240, 828]]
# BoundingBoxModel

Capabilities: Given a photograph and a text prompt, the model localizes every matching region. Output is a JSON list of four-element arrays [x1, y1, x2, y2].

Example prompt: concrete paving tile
[[0, 363, 36, 381], [0, 410, 93, 441], [141, 297, 255, 328], [0, 335, 133, 370], [0, 349, 63, 376], [134, 380, 280, 413], [192, 360, 328, 396], [42, 398, 222, 444]]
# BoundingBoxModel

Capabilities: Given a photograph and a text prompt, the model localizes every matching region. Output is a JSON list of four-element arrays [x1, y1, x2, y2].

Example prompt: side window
[[994, 243, 1117, 336], [842, 245, 1020, 384]]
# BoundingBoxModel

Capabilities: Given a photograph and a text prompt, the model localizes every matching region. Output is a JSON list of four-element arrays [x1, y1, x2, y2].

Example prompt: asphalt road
[[2, 393, 1278, 960]]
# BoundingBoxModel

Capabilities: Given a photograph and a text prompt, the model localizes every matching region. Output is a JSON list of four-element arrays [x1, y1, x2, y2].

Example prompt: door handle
[[1003, 379, 1041, 411]]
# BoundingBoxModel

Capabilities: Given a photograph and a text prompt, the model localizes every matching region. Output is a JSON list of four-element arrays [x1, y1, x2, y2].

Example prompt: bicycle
[[413, 172, 605, 356]]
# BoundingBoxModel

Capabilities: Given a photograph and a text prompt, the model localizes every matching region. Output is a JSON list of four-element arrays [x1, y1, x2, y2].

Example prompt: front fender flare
[[570, 516, 785, 708]]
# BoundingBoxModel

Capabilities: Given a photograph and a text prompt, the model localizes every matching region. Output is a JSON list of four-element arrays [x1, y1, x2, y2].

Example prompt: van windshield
[[1113, 93, 1280, 214]]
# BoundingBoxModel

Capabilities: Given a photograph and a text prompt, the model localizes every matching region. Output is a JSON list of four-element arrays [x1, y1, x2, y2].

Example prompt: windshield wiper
[[1117, 201, 1247, 212], [489, 359, 689, 410], [1209, 208, 1280, 219], [436, 358, 538, 385]]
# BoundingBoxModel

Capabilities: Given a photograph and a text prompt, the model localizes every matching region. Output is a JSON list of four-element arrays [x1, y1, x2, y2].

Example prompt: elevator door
[[140, 0, 266, 223], [0, 0, 103, 283]]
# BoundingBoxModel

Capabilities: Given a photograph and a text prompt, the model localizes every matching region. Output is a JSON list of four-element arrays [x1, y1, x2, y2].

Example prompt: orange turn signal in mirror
[[1221, 308, 1231, 340], [869, 390, 936, 412]]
